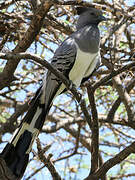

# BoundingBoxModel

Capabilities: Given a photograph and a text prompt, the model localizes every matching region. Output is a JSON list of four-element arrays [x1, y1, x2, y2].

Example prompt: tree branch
[[112, 75, 135, 122], [36, 138, 62, 180], [107, 77, 135, 121], [0, 1, 52, 90], [87, 85, 99, 174], [92, 61, 135, 90], [0, 52, 91, 129], [84, 141, 135, 180]]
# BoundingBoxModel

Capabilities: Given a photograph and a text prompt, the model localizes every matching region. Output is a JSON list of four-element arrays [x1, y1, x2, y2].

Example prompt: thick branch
[[0, 1, 52, 90], [87, 85, 99, 174], [84, 141, 135, 180]]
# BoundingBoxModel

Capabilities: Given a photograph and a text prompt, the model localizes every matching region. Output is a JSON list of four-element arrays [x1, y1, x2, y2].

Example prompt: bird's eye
[[91, 12, 95, 15]]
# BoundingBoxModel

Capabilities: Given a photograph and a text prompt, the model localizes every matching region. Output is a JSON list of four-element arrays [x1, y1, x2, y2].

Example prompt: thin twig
[[112, 75, 135, 122], [107, 77, 135, 121], [36, 138, 62, 180], [92, 61, 135, 90]]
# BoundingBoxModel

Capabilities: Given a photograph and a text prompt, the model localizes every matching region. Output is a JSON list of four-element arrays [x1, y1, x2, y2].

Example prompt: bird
[[0, 6, 106, 179]]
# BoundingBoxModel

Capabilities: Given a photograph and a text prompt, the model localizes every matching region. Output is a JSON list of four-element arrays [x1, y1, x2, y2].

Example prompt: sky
[[0, 0, 135, 179]]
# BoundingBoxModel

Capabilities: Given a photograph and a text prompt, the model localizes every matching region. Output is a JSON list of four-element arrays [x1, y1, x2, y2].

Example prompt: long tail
[[0, 86, 50, 179]]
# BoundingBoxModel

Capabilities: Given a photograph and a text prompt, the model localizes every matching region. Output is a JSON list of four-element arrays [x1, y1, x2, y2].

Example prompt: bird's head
[[76, 7, 106, 30]]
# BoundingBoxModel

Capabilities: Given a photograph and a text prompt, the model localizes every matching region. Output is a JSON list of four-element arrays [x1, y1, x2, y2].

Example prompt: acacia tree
[[0, 0, 135, 179]]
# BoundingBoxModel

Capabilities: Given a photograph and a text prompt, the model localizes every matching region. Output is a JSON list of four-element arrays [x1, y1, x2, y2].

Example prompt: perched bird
[[1, 7, 106, 179]]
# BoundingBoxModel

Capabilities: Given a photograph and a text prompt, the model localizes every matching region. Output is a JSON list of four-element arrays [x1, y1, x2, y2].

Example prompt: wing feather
[[41, 37, 77, 107]]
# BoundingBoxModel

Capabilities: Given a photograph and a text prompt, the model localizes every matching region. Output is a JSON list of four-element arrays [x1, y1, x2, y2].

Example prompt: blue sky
[[0, 0, 135, 179]]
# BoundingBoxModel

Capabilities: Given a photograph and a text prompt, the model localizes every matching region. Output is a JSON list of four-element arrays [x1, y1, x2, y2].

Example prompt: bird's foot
[[68, 80, 76, 90]]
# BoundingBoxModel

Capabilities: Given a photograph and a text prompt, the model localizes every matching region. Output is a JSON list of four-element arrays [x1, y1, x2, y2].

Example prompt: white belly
[[56, 47, 98, 96], [69, 48, 97, 87]]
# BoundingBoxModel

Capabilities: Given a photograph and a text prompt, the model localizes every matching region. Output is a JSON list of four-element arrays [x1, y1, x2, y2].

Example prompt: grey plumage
[[1, 7, 106, 179], [40, 7, 104, 109]]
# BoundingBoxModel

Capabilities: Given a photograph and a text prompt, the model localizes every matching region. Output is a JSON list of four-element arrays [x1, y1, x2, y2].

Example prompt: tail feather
[[1, 130, 31, 177], [0, 88, 50, 178]]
